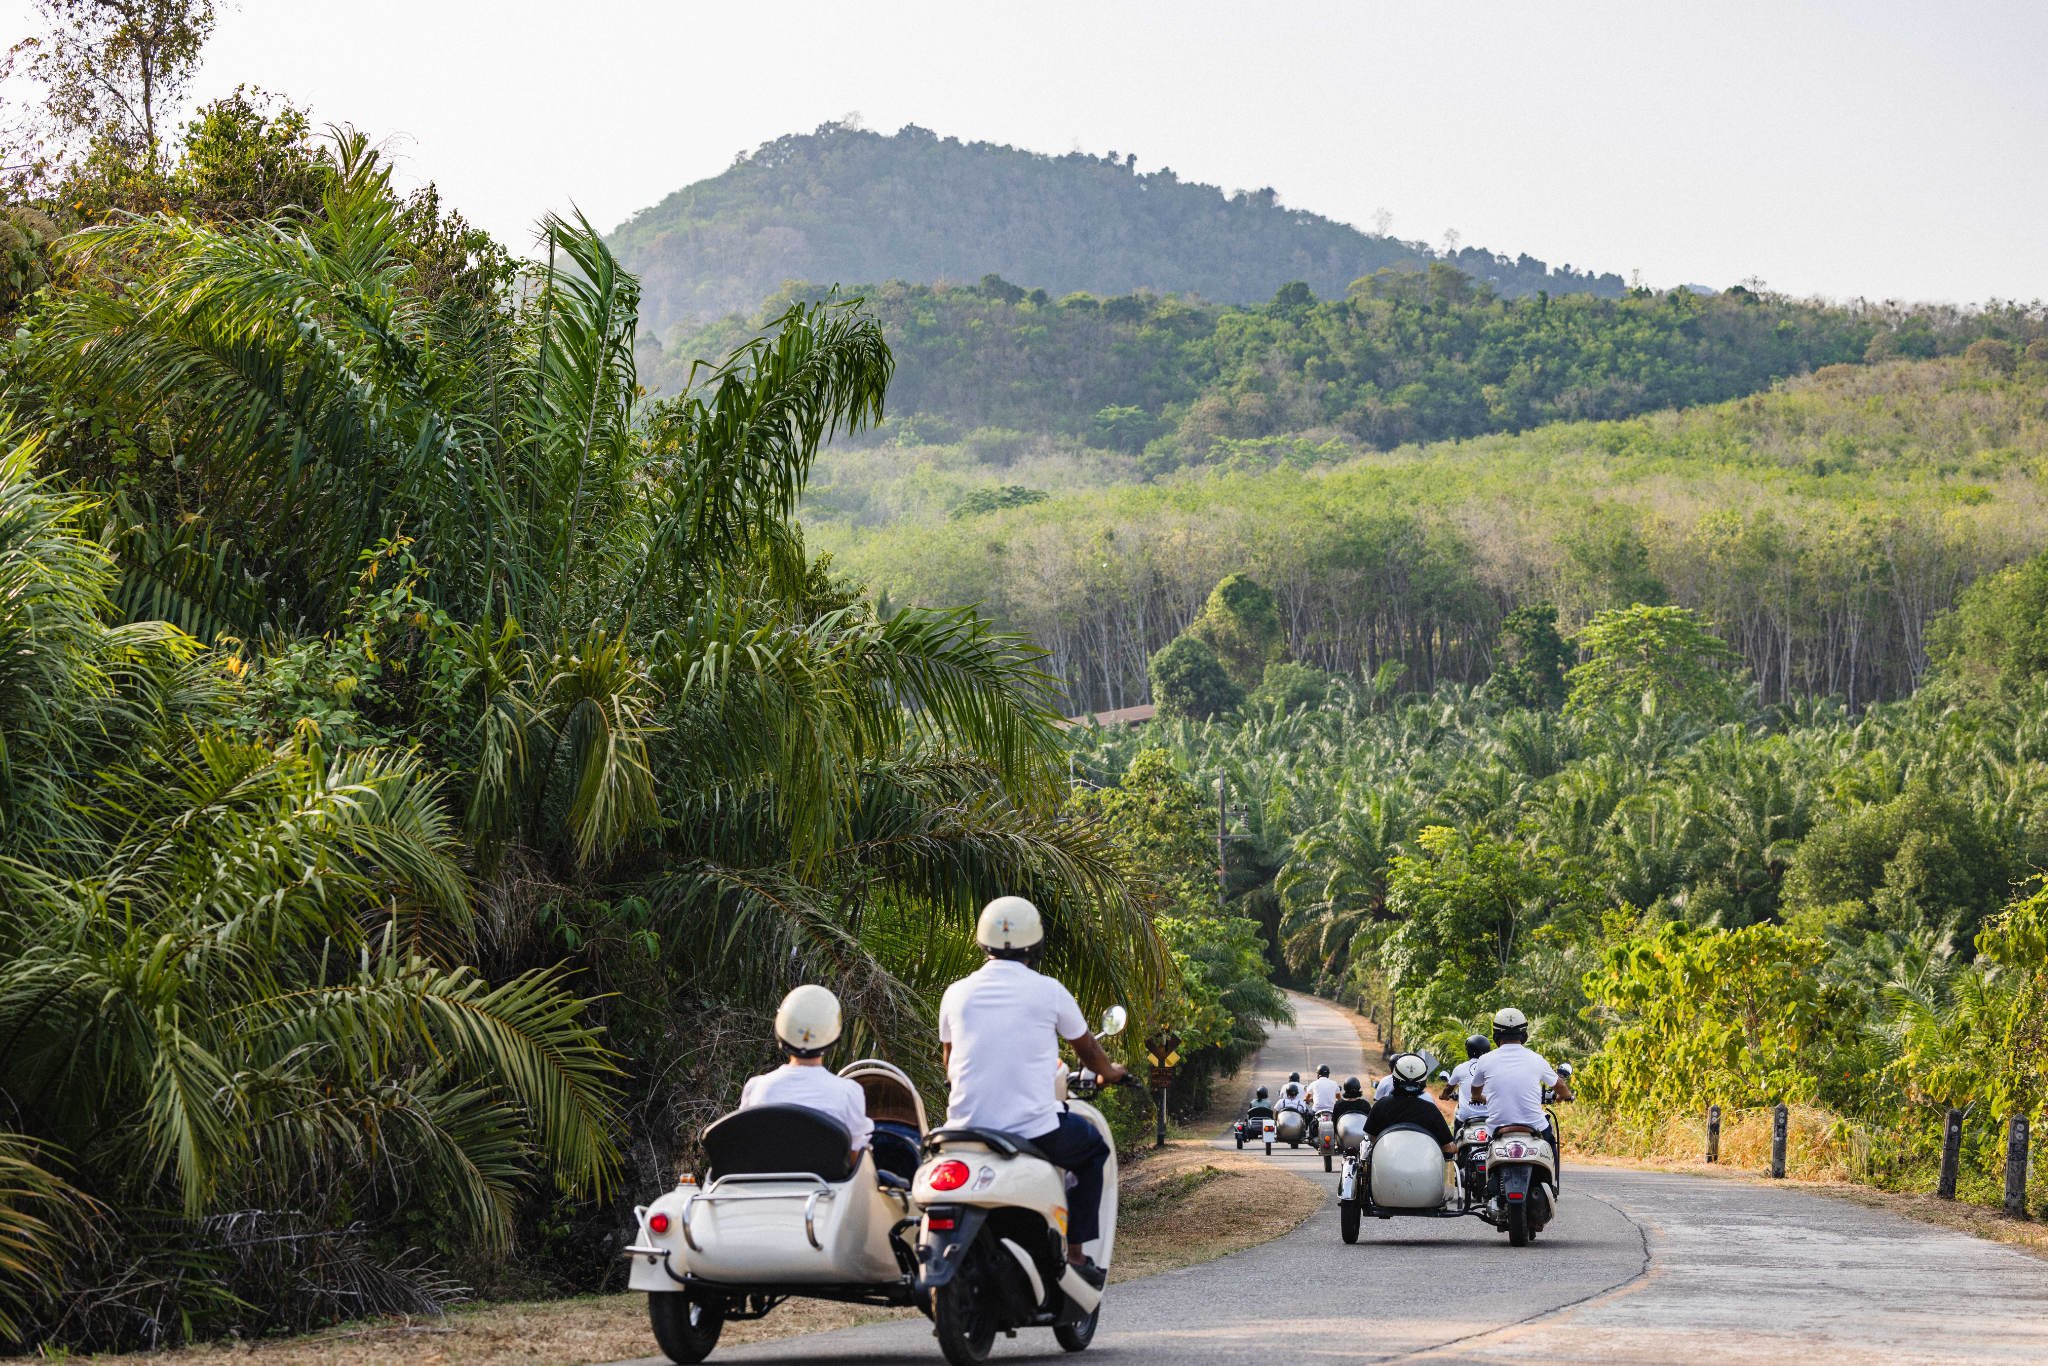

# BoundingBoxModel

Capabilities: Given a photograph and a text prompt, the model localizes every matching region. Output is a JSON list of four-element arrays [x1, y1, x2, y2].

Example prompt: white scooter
[[625, 1059, 928, 1363], [911, 1005, 1135, 1365]]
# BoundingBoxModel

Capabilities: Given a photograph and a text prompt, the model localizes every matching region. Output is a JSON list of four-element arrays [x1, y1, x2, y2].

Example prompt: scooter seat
[[925, 1126, 1051, 1163]]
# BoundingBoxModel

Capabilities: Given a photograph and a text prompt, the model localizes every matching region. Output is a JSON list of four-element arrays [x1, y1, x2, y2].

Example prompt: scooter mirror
[[1099, 1004, 1128, 1039]]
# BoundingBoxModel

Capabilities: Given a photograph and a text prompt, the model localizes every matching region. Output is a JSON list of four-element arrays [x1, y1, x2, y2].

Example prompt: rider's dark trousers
[[1030, 1110, 1110, 1246]]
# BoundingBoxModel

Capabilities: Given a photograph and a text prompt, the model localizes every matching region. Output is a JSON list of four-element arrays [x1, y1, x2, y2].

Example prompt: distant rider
[[1245, 1084, 1276, 1121], [939, 896, 1128, 1274], [1442, 1034, 1492, 1132], [738, 984, 873, 1169], [1306, 1063, 1339, 1112], [1331, 1076, 1372, 1123], [1277, 1073, 1310, 1119], [1365, 1052, 1456, 1154], [1468, 1007, 1572, 1180]]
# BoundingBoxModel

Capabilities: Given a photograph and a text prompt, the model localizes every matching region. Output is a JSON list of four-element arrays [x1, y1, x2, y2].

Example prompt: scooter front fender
[[914, 1206, 989, 1293]]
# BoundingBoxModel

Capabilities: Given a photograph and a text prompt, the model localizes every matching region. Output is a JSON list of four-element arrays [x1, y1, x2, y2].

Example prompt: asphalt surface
[[614, 993, 2048, 1364]]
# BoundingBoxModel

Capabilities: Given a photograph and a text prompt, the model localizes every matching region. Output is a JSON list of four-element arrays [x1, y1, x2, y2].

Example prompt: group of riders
[[1246, 1008, 1574, 1168], [723, 891, 1572, 1289]]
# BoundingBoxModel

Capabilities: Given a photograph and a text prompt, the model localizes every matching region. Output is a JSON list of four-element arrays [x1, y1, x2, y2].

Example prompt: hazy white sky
[[11, 0, 2047, 302]]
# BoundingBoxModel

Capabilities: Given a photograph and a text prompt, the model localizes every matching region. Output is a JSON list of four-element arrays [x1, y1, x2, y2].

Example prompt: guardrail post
[[1705, 1104, 1721, 1164], [1770, 1103, 1788, 1178], [2005, 1115, 2030, 1217], [1937, 1108, 1962, 1200]]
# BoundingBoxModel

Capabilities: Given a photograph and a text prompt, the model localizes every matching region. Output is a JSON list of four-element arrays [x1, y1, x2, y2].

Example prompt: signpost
[[1146, 1033, 1182, 1149]]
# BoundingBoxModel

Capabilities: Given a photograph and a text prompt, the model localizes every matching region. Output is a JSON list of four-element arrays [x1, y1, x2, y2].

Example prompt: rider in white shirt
[[1305, 1064, 1339, 1111], [737, 984, 873, 1168], [1442, 1034, 1492, 1129], [939, 897, 1128, 1274], [1468, 1007, 1573, 1179], [1276, 1074, 1310, 1115]]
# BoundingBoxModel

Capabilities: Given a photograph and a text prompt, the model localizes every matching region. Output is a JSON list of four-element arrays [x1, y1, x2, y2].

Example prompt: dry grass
[[1109, 1139, 1324, 1281], [106, 1142, 1321, 1366]]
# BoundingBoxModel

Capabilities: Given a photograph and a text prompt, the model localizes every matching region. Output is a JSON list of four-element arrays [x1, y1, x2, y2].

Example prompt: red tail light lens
[[648, 1212, 671, 1234], [926, 1216, 957, 1231], [928, 1160, 971, 1191]]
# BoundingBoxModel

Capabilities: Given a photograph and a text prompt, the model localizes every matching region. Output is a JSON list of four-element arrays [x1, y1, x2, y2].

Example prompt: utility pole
[[1216, 777, 1227, 913]]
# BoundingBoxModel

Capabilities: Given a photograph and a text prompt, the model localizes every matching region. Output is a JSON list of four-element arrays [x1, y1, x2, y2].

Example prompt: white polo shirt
[[938, 959, 1088, 1137], [1374, 1074, 1395, 1100], [1447, 1059, 1489, 1123], [1307, 1076, 1339, 1109], [739, 1063, 874, 1153], [1468, 1043, 1557, 1130]]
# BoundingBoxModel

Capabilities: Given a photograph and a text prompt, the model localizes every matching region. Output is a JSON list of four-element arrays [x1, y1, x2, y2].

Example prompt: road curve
[[613, 993, 2048, 1365]]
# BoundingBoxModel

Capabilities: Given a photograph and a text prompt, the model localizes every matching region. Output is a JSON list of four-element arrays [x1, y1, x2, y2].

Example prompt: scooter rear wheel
[[1339, 1198, 1360, 1244], [649, 1291, 724, 1364], [933, 1268, 998, 1365], [1055, 1303, 1100, 1352], [1506, 1200, 1532, 1247]]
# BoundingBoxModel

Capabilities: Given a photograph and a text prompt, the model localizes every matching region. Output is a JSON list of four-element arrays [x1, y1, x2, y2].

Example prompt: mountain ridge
[[610, 123, 1631, 336]]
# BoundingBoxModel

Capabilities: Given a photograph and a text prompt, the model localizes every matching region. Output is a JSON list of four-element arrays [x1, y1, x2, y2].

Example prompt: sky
[[10, 0, 2047, 303]]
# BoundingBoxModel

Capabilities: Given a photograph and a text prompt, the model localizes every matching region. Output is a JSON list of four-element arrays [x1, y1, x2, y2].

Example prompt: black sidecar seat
[[702, 1104, 854, 1183], [871, 1120, 923, 1182]]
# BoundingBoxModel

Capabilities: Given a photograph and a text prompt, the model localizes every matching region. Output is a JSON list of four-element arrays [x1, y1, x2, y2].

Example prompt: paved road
[[617, 993, 2048, 1364]]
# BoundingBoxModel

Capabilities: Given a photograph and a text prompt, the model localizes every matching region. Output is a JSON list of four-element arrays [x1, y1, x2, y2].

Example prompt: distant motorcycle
[[1233, 1100, 1277, 1151], [1313, 1107, 1336, 1172]]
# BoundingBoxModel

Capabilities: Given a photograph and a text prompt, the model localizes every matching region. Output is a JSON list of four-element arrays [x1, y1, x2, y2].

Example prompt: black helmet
[[1316, 1063, 1331, 1077], [1288, 1071, 1301, 1083], [1390, 1053, 1429, 1095], [1465, 1034, 1491, 1060], [1341, 1076, 1363, 1099], [1254, 1085, 1269, 1101]]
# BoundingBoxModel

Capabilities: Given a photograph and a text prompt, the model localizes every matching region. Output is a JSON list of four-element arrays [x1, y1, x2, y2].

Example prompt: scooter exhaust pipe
[[1056, 1263, 1103, 1312]]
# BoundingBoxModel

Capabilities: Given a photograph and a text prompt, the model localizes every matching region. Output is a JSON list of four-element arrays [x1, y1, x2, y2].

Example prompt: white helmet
[[977, 896, 1044, 951], [1391, 1053, 1430, 1092], [1492, 1007, 1529, 1030], [775, 984, 843, 1053]]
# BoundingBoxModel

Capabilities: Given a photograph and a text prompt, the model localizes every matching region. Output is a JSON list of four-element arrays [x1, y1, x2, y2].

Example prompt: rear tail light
[[1507, 1191, 1525, 1201], [927, 1216, 957, 1231], [647, 1212, 671, 1234], [927, 1160, 971, 1191]]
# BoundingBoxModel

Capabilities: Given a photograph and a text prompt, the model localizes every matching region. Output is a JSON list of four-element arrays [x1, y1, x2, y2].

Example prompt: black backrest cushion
[[703, 1104, 854, 1183]]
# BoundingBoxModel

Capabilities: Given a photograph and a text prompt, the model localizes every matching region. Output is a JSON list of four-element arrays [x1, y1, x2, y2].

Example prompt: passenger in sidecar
[[626, 991, 930, 1364]]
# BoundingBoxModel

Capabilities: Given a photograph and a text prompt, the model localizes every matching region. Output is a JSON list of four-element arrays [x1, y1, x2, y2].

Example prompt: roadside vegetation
[[0, 10, 1251, 1353], [1070, 581, 2048, 1215]]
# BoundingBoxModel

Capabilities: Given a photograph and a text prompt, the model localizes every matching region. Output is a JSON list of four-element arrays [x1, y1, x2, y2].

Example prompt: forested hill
[[658, 270, 2035, 473], [610, 123, 1629, 333]]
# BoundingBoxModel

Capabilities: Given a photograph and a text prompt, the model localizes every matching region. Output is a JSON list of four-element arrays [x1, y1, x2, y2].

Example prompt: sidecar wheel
[[1265, 1141, 1272, 1156], [649, 1291, 724, 1364]]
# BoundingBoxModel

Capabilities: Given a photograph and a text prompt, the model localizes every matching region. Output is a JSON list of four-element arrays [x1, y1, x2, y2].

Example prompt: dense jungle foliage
[[0, 79, 1273, 1352], [654, 267, 2038, 464], [611, 123, 1628, 333], [828, 357, 2048, 712], [1068, 594, 2048, 1211]]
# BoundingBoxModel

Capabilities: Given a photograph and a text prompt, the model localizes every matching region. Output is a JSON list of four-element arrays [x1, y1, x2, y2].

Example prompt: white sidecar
[[626, 1060, 929, 1363], [1338, 1122, 1470, 1244], [1366, 1126, 1455, 1209]]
